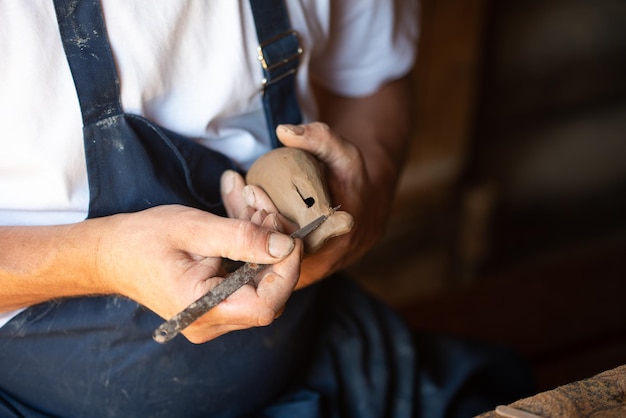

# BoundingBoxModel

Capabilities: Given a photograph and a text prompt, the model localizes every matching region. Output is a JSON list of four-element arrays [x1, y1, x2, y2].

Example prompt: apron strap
[[53, 0, 303, 141], [249, 0, 304, 147], [53, 0, 122, 126]]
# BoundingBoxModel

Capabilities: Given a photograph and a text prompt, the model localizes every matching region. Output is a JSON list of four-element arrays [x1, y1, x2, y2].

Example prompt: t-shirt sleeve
[[309, 0, 419, 97]]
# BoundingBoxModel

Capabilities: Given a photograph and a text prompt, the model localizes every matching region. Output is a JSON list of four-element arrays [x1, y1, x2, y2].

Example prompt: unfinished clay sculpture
[[246, 147, 354, 253]]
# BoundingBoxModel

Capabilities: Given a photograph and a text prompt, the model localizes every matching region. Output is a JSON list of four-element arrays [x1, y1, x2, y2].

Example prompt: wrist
[[0, 219, 117, 312]]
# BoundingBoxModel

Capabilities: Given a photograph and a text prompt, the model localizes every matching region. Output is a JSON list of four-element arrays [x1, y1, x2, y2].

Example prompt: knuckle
[[235, 220, 264, 254], [343, 145, 365, 174], [256, 309, 276, 327], [311, 121, 331, 135]]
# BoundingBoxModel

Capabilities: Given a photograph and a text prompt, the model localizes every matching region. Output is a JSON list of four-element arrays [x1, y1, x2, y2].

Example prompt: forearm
[[0, 219, 110, 312]]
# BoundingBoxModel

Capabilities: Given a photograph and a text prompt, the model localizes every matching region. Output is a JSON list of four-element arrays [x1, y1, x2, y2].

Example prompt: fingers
[[105, 204, 301, 344], [220, 169, 296, 235], [276, 123, 363, 176], [183, 239, 303, 344], [215, 239, 302, 323], [220, 170, 247, 219], [165, 207, 295, 264], [221, 170, 281, 220], [242, 185, 277, 214]]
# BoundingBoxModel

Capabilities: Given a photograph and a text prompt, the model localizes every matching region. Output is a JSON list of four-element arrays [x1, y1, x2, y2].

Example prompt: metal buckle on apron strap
[[257, 30, 303, 91]]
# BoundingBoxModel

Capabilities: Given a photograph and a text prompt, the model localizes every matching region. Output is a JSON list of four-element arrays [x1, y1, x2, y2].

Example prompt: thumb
[[174, 211, 295, 263], [276, 123, 361, 175]]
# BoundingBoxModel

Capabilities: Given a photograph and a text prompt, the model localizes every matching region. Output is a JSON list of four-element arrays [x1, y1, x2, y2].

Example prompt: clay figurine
[[246, 147, 354, 253]]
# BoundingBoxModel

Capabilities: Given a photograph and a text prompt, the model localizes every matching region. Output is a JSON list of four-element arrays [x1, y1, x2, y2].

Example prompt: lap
[[0, 275, 533, 417]]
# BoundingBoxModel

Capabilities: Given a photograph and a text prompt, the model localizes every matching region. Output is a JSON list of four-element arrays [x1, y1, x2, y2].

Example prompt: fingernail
[[271, 214, 284, 233], [268, 233, 294, 258], [265, 213, 284, 233], [243, 186, 256, 207], [279, 124, 305, 136], [221, 170, 235, 195]]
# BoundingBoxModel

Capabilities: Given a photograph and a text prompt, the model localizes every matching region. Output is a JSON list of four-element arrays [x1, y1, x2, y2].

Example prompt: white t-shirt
[[0, 0, 418, 326]]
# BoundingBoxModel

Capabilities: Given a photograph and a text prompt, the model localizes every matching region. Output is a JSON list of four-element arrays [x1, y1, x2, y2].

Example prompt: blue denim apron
[[0, 1, 534, 417]]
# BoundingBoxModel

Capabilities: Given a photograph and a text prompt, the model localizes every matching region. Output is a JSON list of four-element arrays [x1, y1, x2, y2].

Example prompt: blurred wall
[[470, 0, 626, 270], [350, 0, 626, 304]]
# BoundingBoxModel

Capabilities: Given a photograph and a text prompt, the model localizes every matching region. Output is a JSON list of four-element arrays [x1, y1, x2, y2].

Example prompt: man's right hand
[[0, 204, 302, 344]]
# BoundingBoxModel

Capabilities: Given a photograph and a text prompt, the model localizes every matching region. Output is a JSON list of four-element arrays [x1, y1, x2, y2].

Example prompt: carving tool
[[153, 208, 338, 344]]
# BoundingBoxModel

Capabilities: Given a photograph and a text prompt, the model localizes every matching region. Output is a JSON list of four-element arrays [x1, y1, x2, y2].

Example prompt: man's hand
[[219, 120, 394, 288], [0, 205, 302, 344], [96, 205, 302, 343], [275, 123, 381, 287], [219, 76, 413, 289], [291, 77, 413, 287]]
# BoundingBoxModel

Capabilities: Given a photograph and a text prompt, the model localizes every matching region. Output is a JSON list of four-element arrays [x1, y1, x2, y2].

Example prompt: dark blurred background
[[349, 0, 626, 392]]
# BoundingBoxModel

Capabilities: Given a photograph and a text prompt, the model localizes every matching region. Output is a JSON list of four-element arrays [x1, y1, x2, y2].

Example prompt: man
[[0, 1, 533, 417], [0, 1, 421, 416]]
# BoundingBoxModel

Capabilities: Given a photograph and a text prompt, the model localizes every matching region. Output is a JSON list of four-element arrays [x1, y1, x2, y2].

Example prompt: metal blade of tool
[[153, 209, 337, 343]]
